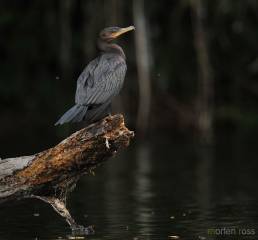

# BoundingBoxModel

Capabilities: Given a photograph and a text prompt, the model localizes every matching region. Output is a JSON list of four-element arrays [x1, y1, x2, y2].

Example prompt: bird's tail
[[84, 101, 111, 124], [55, 105, 88, 126]]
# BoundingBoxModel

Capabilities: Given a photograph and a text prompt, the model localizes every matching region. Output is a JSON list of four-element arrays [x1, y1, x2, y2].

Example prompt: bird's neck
[[97, 39, 125, 59]]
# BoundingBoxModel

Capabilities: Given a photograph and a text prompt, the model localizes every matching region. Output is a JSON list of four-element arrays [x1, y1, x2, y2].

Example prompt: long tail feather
[[55, 105, 88, 125], [85, 101, 111, 123]]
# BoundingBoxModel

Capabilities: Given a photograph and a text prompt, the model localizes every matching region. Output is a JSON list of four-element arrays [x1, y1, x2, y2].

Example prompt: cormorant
[[55, 26, 135, 126]]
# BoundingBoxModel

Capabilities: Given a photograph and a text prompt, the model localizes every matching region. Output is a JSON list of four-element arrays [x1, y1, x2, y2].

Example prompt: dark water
[[0, 133, 258, 240]]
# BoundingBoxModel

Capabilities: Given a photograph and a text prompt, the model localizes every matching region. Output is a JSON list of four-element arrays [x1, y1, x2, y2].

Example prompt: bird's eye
[[101, 33, 108, 38]]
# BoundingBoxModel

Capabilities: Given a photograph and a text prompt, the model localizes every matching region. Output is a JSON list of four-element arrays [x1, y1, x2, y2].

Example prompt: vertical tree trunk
[[105, 0, 123, 26], [191, 0, 214, 143], [59, 0, 73, 83], [104, 0, 125, 114], [82, 0, 102, 59], [133, 0, 152, 135]]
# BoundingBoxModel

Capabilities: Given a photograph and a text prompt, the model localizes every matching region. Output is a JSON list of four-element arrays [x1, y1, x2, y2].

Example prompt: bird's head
[[99, 26, 135, 42]]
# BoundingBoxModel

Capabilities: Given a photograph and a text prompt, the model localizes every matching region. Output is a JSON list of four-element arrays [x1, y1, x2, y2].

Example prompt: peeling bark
[[0, 114, 134, 233]]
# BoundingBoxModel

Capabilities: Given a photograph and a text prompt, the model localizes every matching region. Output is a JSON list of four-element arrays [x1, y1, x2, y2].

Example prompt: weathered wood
[[0, 114, 134, 233]]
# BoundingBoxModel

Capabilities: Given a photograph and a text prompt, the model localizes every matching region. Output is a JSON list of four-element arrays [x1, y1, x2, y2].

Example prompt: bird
[[55, 26, 135, 126]]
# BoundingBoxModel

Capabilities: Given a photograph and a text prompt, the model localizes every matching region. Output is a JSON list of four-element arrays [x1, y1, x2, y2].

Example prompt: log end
[[1, 114, 134, 191]]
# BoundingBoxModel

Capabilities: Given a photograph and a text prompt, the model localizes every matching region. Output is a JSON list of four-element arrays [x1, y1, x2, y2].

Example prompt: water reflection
[[134, 143, 153, 238], [0, 133, 258, 239]]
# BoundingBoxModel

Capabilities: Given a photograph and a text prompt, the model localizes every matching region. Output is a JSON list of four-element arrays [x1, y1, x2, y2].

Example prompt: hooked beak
[[111, 26, 135, 38]]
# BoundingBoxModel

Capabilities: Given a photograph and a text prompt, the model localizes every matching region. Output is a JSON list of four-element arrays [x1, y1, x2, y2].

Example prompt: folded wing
[[75, 55, 127, 106]]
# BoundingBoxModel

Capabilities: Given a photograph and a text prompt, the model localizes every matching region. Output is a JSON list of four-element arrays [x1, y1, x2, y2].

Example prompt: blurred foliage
[[0, 0, 258, 135]]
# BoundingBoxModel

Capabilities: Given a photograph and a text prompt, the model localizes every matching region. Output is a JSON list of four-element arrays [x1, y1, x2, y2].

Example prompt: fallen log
[[0, 114, 134, 233]]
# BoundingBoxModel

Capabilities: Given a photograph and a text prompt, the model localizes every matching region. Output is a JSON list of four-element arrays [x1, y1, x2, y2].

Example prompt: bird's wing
[[76, 57, 99, 89], [75, 55, 126, 105]]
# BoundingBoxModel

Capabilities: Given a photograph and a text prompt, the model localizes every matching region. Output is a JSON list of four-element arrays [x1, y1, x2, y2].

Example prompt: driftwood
[[0, 114, 134, 233]]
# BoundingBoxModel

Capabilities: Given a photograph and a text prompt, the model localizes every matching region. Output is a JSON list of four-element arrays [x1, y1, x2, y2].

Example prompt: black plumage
[[55, 26, 135, 126]]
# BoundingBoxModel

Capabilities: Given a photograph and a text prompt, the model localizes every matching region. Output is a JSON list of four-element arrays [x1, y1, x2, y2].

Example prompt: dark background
[[1, 0, 258, 156], [1, 1, 258, 239]]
